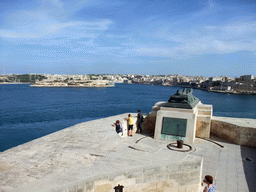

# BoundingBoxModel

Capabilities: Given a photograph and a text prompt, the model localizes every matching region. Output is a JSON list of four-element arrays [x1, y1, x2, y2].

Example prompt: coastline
[[162, 84, 256, 95], [0, 82, 31, 84], [2, 81, 255, 95], [29, 84, 114, 88]]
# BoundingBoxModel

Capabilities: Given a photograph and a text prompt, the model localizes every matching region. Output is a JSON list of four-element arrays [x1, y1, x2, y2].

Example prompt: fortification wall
[[211, 116, 256, 147], [51, 161, 202, 192]]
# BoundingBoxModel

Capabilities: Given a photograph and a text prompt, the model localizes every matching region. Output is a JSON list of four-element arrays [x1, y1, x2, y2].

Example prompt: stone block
[[156, 180, 170, 189], [141, 183, 157, 192], [178, 185, 187, 192], [94, 179, 111, 186], [196, 115, 211, 121], [153, 174, 169, 182], [144, 176, 153, 183], [181, 163, 193, 172], [124, 185, 141, 192], [163, 186, 179, 192], [196, 104, 212, 110], [63, 184, 86, 192], [184, 184, 200, 192], [113, 175, 126, 182], [168, 172, 187, 182], [197, 110, 212, 116], [142, 167, 161, 176], [196, 120, 210, 138], [115, 178, 135, 187], [125, 171, 144, 179], [94, 184, 112, 192], [193, 162, 201, 170], [190, 170, 200, 178], [136, 177, 145, 184], [166, 164, 181, 173]]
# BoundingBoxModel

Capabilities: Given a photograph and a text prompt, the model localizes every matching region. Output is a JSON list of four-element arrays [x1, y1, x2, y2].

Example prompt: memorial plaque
[[161, 117, 187, 137]]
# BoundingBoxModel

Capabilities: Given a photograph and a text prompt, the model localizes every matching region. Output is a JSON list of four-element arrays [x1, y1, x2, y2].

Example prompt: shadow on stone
[[240, 145, 256, 191]]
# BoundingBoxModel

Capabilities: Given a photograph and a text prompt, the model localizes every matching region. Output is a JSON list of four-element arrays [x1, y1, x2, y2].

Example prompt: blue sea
[[1, 83, 256, 152]]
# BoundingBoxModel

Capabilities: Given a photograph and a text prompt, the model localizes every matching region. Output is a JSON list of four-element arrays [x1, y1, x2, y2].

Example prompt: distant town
[[0, 74, 255, 94]]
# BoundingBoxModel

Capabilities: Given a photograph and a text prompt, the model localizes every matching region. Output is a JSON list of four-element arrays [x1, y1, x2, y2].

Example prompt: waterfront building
[[240, 75, 254, 82]]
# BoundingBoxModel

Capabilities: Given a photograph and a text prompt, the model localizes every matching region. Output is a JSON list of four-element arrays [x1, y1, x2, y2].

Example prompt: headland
[[30, 80, 114, 88]]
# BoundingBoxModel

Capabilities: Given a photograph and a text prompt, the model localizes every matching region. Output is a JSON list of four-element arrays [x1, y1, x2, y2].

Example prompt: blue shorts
[[128, 125, 133, 130]]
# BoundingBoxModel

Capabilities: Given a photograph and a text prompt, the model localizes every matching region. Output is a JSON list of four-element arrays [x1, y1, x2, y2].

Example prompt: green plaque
[[162, 117, 187, 137]]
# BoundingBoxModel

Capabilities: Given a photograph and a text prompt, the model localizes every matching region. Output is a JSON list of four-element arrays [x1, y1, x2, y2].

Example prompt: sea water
[[1, 83, 255, 152]]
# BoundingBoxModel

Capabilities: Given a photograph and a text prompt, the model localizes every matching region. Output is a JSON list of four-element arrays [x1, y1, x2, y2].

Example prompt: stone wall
[[211, 116, 256, 147], [51, 160, 203, 192], [195, 104, 212, 139]]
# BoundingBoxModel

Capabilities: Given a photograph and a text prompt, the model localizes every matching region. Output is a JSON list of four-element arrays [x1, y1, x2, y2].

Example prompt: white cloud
[[134, 15, 256, 58], [204, 21, 256, 39], [0, 0, 112, 39], [134, 35, 256, 59], [1, 15, 112, 39]]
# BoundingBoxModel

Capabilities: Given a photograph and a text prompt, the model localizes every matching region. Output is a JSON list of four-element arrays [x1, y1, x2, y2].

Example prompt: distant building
[[208, 76, 224, 82], [240, 75, 254, 82]]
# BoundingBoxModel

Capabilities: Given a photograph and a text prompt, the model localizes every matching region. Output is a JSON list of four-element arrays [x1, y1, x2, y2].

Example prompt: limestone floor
[[132, 133, 256, 192], [193, 136, 256, 192], [0, 113, 255, 192]]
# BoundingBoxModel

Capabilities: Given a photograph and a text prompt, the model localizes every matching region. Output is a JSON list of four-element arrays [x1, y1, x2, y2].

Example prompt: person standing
[[137, 110, 144, 133], [126, 114, 133, 136]]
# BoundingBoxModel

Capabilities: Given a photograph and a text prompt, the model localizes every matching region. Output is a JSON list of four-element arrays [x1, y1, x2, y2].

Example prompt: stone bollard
[[177, 140, 183, 148]]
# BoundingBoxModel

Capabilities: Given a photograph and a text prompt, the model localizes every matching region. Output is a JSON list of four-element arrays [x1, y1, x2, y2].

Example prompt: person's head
[[128, 114, 131, 117], [204, 175, 213, 184], [138, 110, 141, 113], [116, 120, 120, 124]]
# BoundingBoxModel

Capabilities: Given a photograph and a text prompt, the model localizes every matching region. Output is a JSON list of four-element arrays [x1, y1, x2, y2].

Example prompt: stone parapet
[[50, 160, 203, 192], [211, 116, 256, 147]]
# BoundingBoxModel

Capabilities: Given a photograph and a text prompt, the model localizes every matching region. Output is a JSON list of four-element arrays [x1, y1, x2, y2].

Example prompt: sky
[[0, 0, 256, 77]]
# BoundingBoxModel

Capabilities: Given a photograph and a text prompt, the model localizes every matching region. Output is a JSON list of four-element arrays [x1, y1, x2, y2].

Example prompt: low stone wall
[[211, 116, 256, 147], [52, 160, 203, 192]]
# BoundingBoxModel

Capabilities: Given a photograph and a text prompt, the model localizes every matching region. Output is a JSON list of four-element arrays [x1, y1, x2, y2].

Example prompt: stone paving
[[0, 113, 255, 192], [193, 136, 256, 192]]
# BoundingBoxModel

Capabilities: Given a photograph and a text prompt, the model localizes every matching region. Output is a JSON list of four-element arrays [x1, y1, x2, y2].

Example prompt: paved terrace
[[0, 113, 255, 192]]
